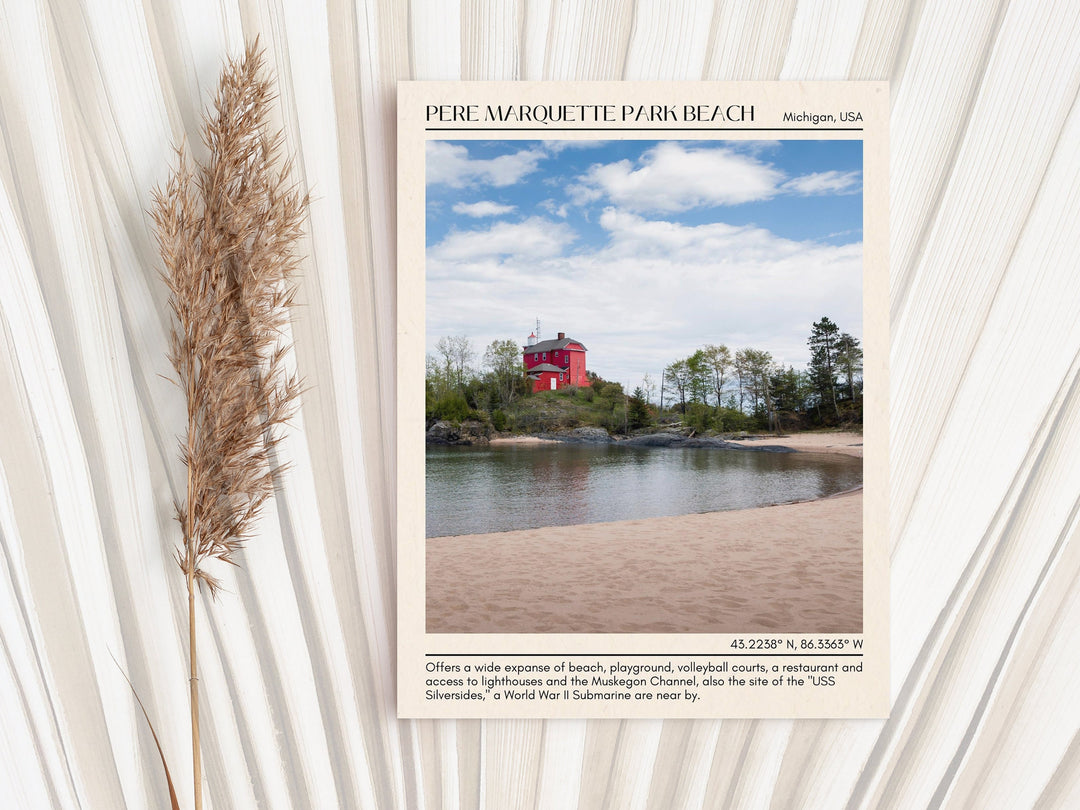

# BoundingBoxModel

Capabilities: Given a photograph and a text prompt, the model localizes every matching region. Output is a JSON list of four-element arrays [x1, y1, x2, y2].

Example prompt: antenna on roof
[[535, 317, 541, 342]]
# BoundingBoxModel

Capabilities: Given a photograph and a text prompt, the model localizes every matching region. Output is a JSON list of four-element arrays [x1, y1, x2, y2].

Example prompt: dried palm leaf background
[[0, 0, 1078, 807]]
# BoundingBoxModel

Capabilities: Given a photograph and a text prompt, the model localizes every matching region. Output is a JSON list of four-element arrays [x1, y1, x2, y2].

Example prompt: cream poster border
[[397, 80, 889, 719]]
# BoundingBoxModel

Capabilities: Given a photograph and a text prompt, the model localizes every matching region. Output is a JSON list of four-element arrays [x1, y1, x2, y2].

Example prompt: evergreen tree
[[770, 365, 808, 414], [807, 317, 841, 420], [836, 332, 863, 401], [628, 387, 651, 429]]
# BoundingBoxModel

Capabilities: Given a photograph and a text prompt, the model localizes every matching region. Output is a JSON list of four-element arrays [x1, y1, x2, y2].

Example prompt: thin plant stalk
[[152, 40, 305, 810], [186, 344, 201, 810], [187, 568, 200, 810]]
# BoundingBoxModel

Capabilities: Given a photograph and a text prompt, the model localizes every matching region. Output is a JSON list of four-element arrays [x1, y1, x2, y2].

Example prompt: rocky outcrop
[[537, 426, 615, 444], [620, 433, 696, 447], [426, 420, 492, 445]]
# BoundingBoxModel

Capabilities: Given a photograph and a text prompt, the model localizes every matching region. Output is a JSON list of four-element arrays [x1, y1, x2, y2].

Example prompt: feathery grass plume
[[151, 40, 305, 810]]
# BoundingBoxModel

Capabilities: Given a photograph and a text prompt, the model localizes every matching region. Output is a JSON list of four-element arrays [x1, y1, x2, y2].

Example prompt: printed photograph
[[424, 139, 864, 634]]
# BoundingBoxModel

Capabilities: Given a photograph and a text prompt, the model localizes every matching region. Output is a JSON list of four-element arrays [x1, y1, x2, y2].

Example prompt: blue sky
[[426, 139, 863, 391]]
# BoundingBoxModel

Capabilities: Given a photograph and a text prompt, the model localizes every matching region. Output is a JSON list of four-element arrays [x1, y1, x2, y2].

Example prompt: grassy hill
[[503, 384, 633, 434]]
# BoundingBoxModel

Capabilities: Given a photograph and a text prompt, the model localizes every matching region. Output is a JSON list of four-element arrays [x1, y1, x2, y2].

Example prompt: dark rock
[[622, 433, 684, 447], [426, 420, 492, 445], [567, 427, 613, 443], [620, 433, 796, 452], [537, 426, 614, 444]]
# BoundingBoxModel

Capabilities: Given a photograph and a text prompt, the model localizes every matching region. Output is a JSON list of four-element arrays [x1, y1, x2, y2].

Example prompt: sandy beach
[[732, 430, 864, 458], [488, 435, 558, 445], [427, 488, 862, 634]]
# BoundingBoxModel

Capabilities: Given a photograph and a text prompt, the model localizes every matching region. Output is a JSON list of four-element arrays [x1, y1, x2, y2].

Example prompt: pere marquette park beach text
[[425, 103, 758, 124]]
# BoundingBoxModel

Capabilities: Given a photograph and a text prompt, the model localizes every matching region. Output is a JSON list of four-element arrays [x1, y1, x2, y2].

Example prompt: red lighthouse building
[[523, 331, 591, 392]]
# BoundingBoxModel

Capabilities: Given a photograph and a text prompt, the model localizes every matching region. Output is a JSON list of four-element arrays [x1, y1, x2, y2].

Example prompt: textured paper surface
[[1, 0, 1078, 806], [399, 80, 889, 719]]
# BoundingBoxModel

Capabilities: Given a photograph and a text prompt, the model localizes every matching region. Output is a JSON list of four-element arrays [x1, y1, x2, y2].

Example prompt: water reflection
[[426, 444, 862, 538]]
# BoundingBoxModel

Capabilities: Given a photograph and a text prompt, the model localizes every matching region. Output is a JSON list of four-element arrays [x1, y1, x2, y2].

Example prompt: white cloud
[[782, 170, 861, 195], [426, 142, 545, 187], [727, 140, 782, 155], [571, 142, 785, 212], [567, 144, 861, 213], [430, 217, 576, 262], [565, 182, 604, 206], [452, 200, 517, 217], [427, 209, 862, 389], [543, 140, 613, 153], [539, 199, 569, 218]]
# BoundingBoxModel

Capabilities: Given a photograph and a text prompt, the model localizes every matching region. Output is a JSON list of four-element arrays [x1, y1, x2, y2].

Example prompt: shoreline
[[728, 430, 863, 458], [488, 434, 559, 445], [487, 429, 863, 456], [427, 489, 862, 634]]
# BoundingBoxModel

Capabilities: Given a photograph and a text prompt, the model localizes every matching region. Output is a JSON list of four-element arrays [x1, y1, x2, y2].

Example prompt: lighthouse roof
[[526, 363, 567, 375], [523, 337, 587, 353]]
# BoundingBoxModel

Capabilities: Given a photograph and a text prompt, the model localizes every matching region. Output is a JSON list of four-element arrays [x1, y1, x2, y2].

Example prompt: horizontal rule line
[[425, 653, 863, 657], [424, 126, 864, 132]]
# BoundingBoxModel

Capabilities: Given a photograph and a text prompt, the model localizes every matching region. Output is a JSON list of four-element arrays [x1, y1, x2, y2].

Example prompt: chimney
[[557, 331, 565, 340]]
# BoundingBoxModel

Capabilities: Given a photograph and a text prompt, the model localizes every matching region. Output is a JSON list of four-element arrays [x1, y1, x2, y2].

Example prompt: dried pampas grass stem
[[151, 40, 305, 810]]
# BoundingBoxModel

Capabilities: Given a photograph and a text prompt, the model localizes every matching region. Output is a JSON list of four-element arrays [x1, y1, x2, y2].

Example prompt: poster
[[398, 81, 888, 718]]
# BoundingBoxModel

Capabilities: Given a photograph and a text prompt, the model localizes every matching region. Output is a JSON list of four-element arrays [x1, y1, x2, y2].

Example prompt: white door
[[550, 377, 557, 390]]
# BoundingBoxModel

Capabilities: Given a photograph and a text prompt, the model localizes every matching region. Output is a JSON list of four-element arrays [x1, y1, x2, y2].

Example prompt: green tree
[[733, 349, 752, 413], [702, 344, 732, 407], [738, 348, 776, 429], [836, 332, 863, 401], [435, 334, 474, 392], [426, 353, 451, 398], [684, 402, 713, 433], [483, 338, 525, 407], [807, 317, 841, 420], [770, 365, 808, 414], [628, 386, 651, 429], [686, 349, 710, 404], [663, 358, 690, 411]]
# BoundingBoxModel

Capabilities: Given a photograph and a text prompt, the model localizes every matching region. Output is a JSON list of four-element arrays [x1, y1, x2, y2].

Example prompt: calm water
[[426, 443, 862, 537]]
